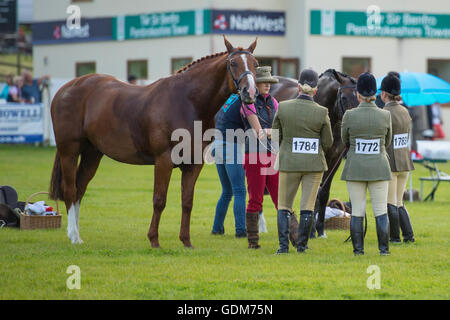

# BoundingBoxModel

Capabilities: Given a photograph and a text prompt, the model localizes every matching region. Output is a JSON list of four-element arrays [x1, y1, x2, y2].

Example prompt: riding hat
[[255, 66, 279, 84], [381, 73, 401, 96], [356, 72, 377, 97], [299, 69, 319, 88]]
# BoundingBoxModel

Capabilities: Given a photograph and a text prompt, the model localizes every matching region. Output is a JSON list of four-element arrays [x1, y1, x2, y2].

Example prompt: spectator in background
[[128, 75, 137, 85], [21, 70, 50, 104], [431, 103, 445, 140], [0, 73, 21, 103]]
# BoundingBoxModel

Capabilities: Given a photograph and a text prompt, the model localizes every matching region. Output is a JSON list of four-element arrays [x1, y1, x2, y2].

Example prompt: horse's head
[[224, 36, 258, 104], [316, 69, 358, 120]]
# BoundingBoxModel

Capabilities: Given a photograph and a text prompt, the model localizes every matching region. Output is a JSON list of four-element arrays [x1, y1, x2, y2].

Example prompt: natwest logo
[[211, 10, 285, 35], [52, 23, 90, 40], [213, 14, 228, 30]]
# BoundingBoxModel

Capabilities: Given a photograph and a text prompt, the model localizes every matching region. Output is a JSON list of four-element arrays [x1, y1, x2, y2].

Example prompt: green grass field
[[0, 145, 449, 299]]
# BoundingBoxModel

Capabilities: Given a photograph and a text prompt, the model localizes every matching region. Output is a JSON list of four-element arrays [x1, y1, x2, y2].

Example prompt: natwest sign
[[210, 9, 285, 35], [33, 17, 112, 44]]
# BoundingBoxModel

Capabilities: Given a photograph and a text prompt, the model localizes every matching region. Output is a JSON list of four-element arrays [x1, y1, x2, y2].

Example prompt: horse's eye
[[230, 60, 237, 67]]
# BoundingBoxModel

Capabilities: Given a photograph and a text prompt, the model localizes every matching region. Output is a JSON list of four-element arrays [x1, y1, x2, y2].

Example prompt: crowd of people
[[211, 66, 416, 256], [0, 70, 50, 104]]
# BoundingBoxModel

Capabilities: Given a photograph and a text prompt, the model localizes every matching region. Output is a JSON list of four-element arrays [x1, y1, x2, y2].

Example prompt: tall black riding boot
[[387, 204, 401, 243], [398, 206, 415, 243], [276, 210, 290, 254], [297, 211, 314, 253], [375, 214, 390, 256], [309, 213, 317, 239], [350, 216, 364, 255]]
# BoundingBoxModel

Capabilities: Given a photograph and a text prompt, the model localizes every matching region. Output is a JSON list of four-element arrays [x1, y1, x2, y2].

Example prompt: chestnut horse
[[49, 37, 259, 248], [270, 69, 358, 237]]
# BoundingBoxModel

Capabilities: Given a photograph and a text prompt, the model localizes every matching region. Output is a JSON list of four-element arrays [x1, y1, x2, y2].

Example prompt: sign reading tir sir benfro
[[311, 9, 450, 38]]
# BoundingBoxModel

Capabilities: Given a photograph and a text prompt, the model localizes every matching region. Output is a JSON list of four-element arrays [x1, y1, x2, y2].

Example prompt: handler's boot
[[350, 216, 365, 255], [276, 210, 290, 254], [246, 212, 260, 249], [309, 213, 317, 239], [398, 206, 415, 243], [387, 204, 401, 243], [375, 214, 390, 256], [297, 211, 314, 253]]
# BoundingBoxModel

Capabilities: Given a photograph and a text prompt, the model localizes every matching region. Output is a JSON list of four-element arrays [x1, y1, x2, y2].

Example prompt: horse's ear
[[223, 35, 234, 53], [332, 69, 343, 84], [247, 38, 257, 53]]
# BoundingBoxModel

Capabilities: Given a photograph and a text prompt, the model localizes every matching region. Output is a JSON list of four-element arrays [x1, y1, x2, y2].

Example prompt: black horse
[[270, 69, 358, 237]]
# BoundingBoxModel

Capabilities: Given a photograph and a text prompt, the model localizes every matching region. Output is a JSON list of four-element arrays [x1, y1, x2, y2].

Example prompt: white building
[[32, 0, 450, 81], [31, 0, 450, 138]]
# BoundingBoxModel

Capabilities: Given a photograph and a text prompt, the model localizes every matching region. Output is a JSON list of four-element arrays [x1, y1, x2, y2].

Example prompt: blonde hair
[[358, 93, 376, 102], [383, 91, 402, 102], [299, 83, 316, 95]]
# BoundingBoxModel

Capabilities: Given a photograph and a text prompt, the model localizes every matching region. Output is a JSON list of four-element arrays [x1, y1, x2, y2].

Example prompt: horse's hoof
[[151, 243, 161, 249], [183, 242, 194, 249]]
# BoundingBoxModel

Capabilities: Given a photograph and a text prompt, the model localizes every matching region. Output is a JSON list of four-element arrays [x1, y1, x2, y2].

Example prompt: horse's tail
[[49, 151, 64, 201]]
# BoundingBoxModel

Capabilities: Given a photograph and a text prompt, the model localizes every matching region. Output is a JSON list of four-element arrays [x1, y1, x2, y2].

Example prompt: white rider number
[[393, 133, 409, 149], [355, 138, 380, 154], [292, 138, 319, 154]]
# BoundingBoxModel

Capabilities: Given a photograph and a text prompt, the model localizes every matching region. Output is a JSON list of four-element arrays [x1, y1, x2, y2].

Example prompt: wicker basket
[[19, 192, 61, 230], [324, 199, 350, 230]]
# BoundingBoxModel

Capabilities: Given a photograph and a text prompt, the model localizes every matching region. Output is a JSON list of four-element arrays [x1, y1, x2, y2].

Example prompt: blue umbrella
[[376, 72, 450, 106]]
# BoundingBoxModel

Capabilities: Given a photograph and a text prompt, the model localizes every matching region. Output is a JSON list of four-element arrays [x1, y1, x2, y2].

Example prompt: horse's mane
[[319, 69, 356, 84], [175, 51, 228, 74]]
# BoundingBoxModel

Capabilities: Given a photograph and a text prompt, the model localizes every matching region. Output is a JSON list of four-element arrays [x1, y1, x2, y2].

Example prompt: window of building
[[256, 57, 299, 79], [342, 57, 371, 78], [171, 57, 193, 74], [280, 59, 299, 79], [127, 60, 148, 80], [257, 57, 279, 76], [75, 62, 96, 77], [428, 59, 450, 83]]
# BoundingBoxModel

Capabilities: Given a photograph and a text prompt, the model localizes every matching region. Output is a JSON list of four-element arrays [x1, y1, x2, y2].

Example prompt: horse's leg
[[59, 144, 82, 244], [179, 164, 204, 248], [73, 143, 104, 236], [316, 155, 343, 237], [147, 152, 173, 248]]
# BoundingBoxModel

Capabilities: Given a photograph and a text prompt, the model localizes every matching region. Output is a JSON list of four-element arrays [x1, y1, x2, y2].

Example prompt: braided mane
[[320, 69, 356, 84], [175, 51, 228, 74]]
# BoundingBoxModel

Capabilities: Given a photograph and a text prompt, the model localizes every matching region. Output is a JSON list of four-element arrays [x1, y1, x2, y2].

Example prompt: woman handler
[[381, 73, 415, 243], [242, 66, 279, 249], [272, 69, 333, 254], [211, 78, 268, 238], [341, 72, 392, 256]]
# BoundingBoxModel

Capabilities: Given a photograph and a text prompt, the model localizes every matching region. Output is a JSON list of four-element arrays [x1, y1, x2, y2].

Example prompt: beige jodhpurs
[[278, 171, 324, 212], [346, 181, 389, 217], [388, 171, 409, 207]]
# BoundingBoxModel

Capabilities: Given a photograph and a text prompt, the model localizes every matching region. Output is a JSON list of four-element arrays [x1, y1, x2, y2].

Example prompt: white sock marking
[[67, 202, 83, 244]]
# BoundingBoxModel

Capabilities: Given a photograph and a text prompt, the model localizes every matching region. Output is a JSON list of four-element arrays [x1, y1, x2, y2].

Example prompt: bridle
[[226, 50, 255, 93], [336, 84, 356, 117]]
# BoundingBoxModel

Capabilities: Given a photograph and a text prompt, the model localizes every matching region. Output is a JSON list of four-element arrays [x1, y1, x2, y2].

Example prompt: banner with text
[[32, 17, 113, 45], [210, 9, 285, 35], [0, 103, 43, 143], [310, 10, 450, 39], [113, 10, 209, 40]]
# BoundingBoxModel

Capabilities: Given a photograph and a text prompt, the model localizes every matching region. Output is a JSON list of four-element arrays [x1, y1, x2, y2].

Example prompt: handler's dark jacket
[[214, 94, 245, 142], [341, 102, 392, 181], [272, 95, 333, 172], [384, 101, 415, 172], [243, 93, 277, 153]]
